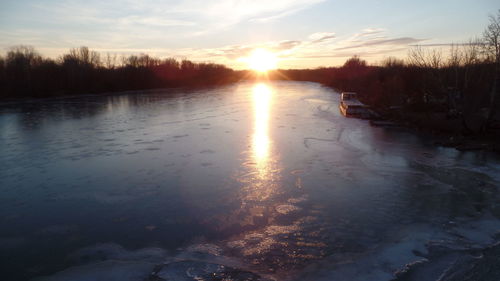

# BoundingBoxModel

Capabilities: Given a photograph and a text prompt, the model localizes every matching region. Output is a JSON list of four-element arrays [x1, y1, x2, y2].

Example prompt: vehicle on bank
[[339, 92, 372, 119]]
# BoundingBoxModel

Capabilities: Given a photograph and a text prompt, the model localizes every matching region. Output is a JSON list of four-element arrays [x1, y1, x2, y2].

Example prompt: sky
[[0, 0, 498, 69]]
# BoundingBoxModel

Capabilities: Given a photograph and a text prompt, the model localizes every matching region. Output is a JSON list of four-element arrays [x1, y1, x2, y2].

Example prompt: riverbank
[[369, 107, 500, 153]]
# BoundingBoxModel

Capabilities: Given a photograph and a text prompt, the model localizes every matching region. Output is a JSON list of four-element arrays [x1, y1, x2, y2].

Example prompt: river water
[[1, 81, 499, 281]]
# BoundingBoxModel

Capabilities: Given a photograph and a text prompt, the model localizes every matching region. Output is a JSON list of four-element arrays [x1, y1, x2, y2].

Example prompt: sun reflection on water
[[252, 83, 272, 165], [217, 83, 325, 275], [241, 82, 279, 202]]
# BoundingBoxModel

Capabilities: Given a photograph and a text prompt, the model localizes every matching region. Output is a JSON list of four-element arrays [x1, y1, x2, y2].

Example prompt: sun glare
[[252, 83, 272, 162], [247, 48, 278, 73]]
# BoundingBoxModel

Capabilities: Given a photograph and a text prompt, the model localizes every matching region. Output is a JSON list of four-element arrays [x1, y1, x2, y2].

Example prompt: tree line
[[0, 46, 240, 99]]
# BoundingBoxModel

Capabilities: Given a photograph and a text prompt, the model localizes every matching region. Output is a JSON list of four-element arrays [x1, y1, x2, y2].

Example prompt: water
[[0, 81, 499, 281]]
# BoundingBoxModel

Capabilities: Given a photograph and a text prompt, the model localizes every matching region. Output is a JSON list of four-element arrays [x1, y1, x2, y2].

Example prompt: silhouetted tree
[[104, 53, 118, 69], [330, 56, 371, 95], [0, 55, 5, 96], [483, 9, 500, 122], [3, 46, 42, 96], [343, 55, 367, 69], [63, 46, 101, 67], [382, 57, 405, 68]]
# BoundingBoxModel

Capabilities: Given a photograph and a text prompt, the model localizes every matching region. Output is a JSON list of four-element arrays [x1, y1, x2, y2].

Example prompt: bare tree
[[6, 45, 42, 67], [483, 9, 500, 122], [104, 53, 117, 69], [162, 58, 180, 69], [381, 57, 405, 68], [463, 38, 483, 66], [448, 44, 463, 67], [483, 10, 500, 63], [63, 47, 101, 67], [407, 46, 446, 102], [407, 46, 443, 68], [181, 59, 196, 70], [0, 55, 5, 88], [4, 46, 42, 90], [429, 49, 443, 69], [407, 46, 426, 68], [447, 43, 463, 90], [343, 55, 367, 68], [462, 38, 484, 92]]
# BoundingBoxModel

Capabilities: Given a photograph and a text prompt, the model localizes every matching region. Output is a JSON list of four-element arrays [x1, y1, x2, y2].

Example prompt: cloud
[[118, 16, 196, 27], [271, 29, 428, 67], [294, 47, 410, 59], [49, 0, 326, 31], [408, 42, 481, 47], [308, 32, 336, 43], [177, 0, 326, 35], [1, 0, 326, 47], [170, 28, 424, 68], [276, 40, 302, 50], [207, 45, 255, 59], [335, 37, 425, 51], [185, 0, 326, 20], [249, 3, 321, 23], [358, 28, 385, 37]]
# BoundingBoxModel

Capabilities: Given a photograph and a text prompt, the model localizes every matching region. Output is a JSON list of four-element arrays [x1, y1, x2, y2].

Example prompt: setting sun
[[247, 48, 278, 73]]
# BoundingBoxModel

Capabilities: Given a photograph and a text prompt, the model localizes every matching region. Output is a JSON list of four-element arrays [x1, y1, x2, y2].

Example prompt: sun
[[247, 48, 278, 73]]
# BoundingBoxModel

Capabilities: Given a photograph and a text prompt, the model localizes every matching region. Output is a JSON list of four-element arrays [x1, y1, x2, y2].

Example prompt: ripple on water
[[222, 215, 329, 275], [275, 204, 302, 215]]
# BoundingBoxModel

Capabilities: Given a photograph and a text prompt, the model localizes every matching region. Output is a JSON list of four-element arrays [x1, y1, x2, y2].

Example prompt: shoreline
[[368, 106, 500, 154]]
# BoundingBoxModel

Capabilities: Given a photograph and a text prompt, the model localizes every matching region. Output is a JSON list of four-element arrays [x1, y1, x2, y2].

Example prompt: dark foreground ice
[[0, 81, 499, 281]]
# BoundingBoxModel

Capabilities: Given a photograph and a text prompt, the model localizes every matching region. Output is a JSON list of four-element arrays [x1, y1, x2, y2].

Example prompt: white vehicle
[[339, 92, 371, 118]]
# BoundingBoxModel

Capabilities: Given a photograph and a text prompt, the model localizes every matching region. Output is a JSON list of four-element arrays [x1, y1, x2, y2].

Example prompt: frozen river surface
[[1, 81, 500, 281]]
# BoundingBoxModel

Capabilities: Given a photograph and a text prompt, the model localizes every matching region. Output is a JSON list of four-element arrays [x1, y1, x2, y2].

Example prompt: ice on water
[[0, 82, 499, 281]]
